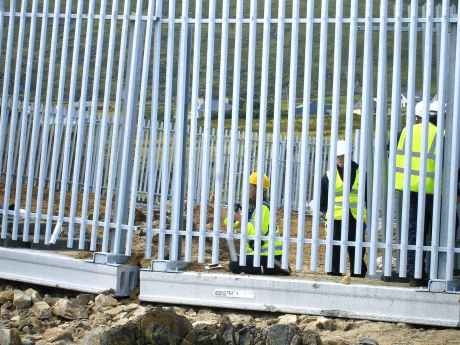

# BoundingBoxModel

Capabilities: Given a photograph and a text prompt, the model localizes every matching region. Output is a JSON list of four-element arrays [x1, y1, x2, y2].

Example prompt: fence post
[[438, 6, 459, 280], [170, 22, 192, 261], [112, 14, 145, 255]]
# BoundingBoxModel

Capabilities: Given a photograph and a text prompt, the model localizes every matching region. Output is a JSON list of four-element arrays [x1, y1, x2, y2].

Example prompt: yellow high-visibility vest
[[224, 203, 284, 256], [395, 123, 437, 194], [332, 169, 367, 221], [246, 203, 283, 256]]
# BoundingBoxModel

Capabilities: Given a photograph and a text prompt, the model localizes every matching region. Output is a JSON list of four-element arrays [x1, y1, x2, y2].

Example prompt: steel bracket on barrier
[[87, 253, 139, 296], [149, 260, 189, 273], [428, 279, 460, 293], [91, 252, 130, 265]]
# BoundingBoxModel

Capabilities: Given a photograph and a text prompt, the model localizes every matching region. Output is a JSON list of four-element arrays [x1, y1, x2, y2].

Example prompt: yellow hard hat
[[249, 172, 270, 190]]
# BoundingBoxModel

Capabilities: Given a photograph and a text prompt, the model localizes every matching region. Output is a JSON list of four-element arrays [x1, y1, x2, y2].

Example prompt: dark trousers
[[331, 214, 367, 276], [407, 192, 433, 278], [229, 255, 289, 275]]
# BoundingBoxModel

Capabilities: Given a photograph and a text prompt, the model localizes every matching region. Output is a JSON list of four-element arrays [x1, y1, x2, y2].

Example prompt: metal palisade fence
[[0, 110, 334, 211], [0, 0, 459, 283]]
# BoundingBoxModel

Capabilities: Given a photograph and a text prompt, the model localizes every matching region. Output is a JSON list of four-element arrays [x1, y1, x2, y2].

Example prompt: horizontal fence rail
[[0, 107, 334, 211], [0, 0, 459, 285]]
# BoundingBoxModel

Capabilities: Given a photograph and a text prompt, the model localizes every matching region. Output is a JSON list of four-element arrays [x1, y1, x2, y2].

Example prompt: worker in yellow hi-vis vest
[[318, 140, 368, 278], [225, 172, 289, 275], [394, 99, 439, 286]]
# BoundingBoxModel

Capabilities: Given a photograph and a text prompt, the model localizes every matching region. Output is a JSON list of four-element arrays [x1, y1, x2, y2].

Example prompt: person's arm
[[350, 161, 367, 205], [224, 204, 242, 229], [320, 175, 329, 213], [246, 222, 255, 251], [457, 170, 460, 203]]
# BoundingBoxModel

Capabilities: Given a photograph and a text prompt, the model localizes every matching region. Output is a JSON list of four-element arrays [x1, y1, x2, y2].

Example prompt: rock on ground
[[13, 290, 31, 310], [357, 337, 379, 345], [278, 314, 298, 325], [0, 284, 460, 345], [266, 324, 303, 345], [314, 317, 337, 331], [0, 328, 22, 345], [0, 290, 14, 304], [24, 289, 40, 303], [52, 298, 88, 320], [75, 294, 94, 307], [32, 301, 51, 320], [94, 295, 118, 310]]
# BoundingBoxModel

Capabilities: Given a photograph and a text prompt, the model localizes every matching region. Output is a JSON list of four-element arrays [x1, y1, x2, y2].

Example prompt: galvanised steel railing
[[0, 0, 458, 283]]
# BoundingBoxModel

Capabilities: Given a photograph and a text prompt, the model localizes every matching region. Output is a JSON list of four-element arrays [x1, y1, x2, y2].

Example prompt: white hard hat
[[429, 99, 440, 113], [336, 140, 347, 157], [415, 101, 426, 118], [415, 100, 440, 119]]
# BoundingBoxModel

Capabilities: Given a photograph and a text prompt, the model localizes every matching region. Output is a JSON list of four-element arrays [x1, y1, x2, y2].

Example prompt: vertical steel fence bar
[[354, 0, 373, 274], [399, 0, 419, 278], [92, 0, 119, 252], [339, 0, 358, 274], [12, 0, 38, 239], [0, 0, 16, 181], [369, 0, 388, 276], [170, 0, 189, 261], [268, 0, 286, 269], [225, 0, 243, 264], [41, 0, 73, 243], [158, 1, 175, 260], [139, 144, 147, 201], [239, 0, 258, 267], [295, 0, 316, 271], [79, 0, 107, 250], [325, 0, 344, 273], [181, 0, 201, 262], [33, 0, 62, 243], [282, 0, 297, 271], [222, 129, 230, 203], [66, 0, 97, 248], [197, 0, 216, 264], [113, 0, 143, 255], [0, 1, 4, 74], [145, 0, 163, 259], [1, 0, 27, 239], [446, 3, 460, 280], [102, 0, 130, 252], [253, 0, 272, 268], [430, 0, 450, 280], [23, 0, 49, 241], [52, 0, 84, 245], [311, 0, 329, 271], [126, 0, 155, 256], [384, 0, 403, 277], [211, 0, 230, 264], [158, 0, 176, 260], [415, 0, 434, 279]]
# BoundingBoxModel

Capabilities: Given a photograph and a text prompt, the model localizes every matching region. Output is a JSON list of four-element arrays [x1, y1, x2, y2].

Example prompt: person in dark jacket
[[318, 140, 368, 277]]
